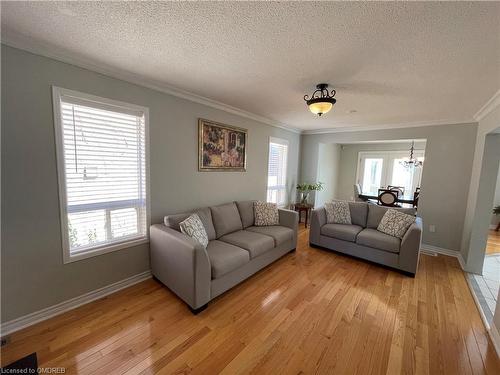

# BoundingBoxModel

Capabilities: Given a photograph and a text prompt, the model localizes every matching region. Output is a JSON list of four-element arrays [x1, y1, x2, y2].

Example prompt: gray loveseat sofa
[[150, 201, 298, 313], [309, 202, 422, 275]]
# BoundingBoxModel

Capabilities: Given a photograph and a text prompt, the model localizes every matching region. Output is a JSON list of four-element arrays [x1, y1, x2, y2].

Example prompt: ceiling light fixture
[[303, 83, 337, 116], [400, 141, 423, 169]]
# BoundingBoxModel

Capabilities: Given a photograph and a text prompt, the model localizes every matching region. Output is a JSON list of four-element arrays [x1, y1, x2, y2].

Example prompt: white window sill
[[63, 237, 149, 264]]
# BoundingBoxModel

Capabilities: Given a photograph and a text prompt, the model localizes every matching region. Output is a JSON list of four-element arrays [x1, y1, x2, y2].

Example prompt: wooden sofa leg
[[189, 303, 208, 315]]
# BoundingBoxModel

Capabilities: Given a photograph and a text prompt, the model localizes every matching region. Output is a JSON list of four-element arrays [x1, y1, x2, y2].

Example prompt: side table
[[292, 203, 314, 228]]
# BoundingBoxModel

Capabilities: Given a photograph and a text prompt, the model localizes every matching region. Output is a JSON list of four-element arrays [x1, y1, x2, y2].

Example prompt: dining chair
[[387, 185, 405, 197], [413, 190, 420, 208], [378, 189, 400, 207], [353, 183, 364, 202]]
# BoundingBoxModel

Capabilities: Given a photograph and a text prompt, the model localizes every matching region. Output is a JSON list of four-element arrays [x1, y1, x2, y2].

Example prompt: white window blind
[[267, 138, 288, 207], [53, 87, 149, 262]]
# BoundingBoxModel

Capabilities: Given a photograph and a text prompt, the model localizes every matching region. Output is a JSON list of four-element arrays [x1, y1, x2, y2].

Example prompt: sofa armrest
[[309, 207, 327, 246], [279, 208, 299, 248], [150, 224, 211, 309], [399, 217, 423, 275]]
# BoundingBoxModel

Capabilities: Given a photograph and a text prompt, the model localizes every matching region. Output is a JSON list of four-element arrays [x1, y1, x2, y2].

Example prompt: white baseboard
[[0, 270, 152, 336], [464, 273, 491, 330], [490, 224, 498, 230], [420, 243, 466, 270], [489, 324, 500, 359], [461, 261, 500, 359]]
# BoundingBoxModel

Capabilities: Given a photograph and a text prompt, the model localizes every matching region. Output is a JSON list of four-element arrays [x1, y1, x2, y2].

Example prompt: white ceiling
[[1, 1, 499, 132]]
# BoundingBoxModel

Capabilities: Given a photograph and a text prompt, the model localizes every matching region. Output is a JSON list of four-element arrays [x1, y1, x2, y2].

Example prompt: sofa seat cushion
[[246, 225, 293, 246], [206, 240, 250, 279], [219, 230, 275, 258], [356, 228, 401, 253], [320, 224, 363, 242]]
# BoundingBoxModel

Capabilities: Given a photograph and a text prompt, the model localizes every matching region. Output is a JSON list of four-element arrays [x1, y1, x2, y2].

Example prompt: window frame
[[52, 86, 151, 264], [266, 136, 289, 207], [356, 150, 424, 196]]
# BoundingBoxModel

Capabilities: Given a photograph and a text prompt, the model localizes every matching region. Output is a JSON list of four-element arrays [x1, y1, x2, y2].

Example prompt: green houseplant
[[494, 205, 500, 231], [296, 182, 324, 204]]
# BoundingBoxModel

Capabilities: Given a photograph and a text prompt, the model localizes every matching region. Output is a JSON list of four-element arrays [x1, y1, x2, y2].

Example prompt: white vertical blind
[[267, 138, 288, 206], [56, 90, 148, 257]]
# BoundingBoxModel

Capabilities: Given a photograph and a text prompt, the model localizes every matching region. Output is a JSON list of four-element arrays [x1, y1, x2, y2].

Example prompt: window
[[53, 87, 149, 263], [361, 157, 384, 195], [267, 137, 288, 207], [357, 151, 424, 196]]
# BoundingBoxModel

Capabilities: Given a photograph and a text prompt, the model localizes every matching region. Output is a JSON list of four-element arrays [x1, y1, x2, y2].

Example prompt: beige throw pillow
[[254, 201, 279, 226], [179, 213, 209, 248], [377, 209, 416, 238], [325, 201, 352, 225]]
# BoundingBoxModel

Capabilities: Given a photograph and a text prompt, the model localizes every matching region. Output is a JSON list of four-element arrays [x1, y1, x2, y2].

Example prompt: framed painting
[[198, 118, 247, 171]]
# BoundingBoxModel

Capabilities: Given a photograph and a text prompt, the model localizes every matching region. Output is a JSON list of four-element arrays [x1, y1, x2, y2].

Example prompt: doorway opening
[[466, 130, 500, 325]]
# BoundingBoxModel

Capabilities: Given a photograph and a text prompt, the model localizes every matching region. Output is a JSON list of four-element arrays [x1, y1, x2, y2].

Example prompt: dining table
[[358, 193, 416, 205]]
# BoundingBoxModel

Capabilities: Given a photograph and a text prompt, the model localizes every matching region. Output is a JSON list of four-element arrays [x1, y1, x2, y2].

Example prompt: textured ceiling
[[1, 1, 499, 131]]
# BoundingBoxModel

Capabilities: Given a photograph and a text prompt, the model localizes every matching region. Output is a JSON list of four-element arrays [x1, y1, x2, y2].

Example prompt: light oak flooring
[[1, 225, 499, 374], [486, 230, 500, 255]]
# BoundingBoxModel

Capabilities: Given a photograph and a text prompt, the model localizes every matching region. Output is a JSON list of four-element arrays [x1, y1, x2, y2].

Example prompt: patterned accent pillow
[[377, 209, 416, 238], [179, 214, 209, 248], [254, 201, 279, 226], [325, 201, 352, 224]]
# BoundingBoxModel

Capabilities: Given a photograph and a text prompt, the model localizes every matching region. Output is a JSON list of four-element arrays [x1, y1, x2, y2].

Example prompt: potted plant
[[296, 182, 324, 204], [493, 205, 500, 231]]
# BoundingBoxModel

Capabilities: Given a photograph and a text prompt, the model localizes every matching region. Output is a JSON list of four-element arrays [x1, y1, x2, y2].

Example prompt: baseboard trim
[[489, 323, 500, 359], [420, 244, 466, 270], [464, 274, 491, 330], [463, 264, 500, 358], [0, 270, 152, 336]]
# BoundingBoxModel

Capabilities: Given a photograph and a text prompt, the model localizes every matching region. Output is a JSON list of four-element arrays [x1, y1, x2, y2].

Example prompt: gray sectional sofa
[[309, 202, 422, 275], [150, 201, 298, 313]]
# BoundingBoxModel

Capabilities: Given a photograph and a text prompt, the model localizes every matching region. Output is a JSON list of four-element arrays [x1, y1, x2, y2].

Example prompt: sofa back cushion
[[195, 207, 216, 241], [210, 202, 243, 238], [236, 200, 256, 228], [164, 213, 190, 231], [367, 204, 416, 229], [348, 202, 368, 227]]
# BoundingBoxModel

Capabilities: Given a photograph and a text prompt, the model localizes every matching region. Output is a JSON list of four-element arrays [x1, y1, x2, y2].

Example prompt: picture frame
[[198, 118, 247, 171]]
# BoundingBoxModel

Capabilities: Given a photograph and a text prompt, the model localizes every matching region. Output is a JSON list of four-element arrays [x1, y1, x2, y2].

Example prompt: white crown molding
[[302, 119, 476, 135], [0, 270, 152, 336], [1, 30, 485, 136], [474, 89, 500, 122], [1, 31, 302, 134]]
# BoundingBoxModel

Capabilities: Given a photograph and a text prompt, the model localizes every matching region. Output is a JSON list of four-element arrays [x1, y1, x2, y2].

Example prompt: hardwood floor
[[486, 229, 500, 255], [2, 225, 499, 374]]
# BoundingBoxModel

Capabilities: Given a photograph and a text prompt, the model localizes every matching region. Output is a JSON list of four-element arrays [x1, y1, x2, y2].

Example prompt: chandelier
[[303, 83, 337, 116], [400, 141, 423, 169]]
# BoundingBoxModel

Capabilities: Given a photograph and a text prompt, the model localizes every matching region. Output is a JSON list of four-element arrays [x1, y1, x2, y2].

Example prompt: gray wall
[[315, 143, 341, 207], [1, 45, 300, 322], [300, 124, 477, 251], [336, 141, 426, 201], [461, 133, 500, 274], [461, 104, 500, 273]]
